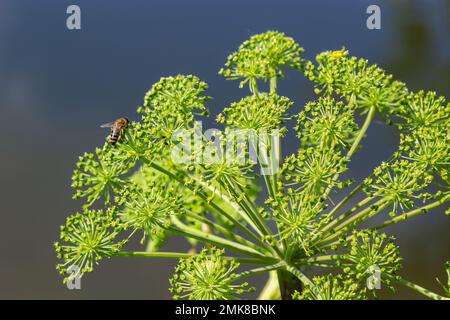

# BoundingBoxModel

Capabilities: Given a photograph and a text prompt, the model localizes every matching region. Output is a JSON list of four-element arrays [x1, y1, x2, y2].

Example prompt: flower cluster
[[55, 207, 126, 283], [170, 247, 254, 300], [296, 96, 357, 150], [203, 161, 253, 193], [117, 182, 183, 243], [339, 230, 402, 290], [219, 31, 304, 91], [217, 93, 292, 133], [436, 262, 450, 298], [393, 90, 450, 190], [131, 163, 210, 250], [109, 121, 158, 164], [364, 160, 433, 215], [188, 128, 256, 189], [394, 90, 450, 131], [271, 194, 325, 254], [282, 146, 349, 197], [72, 147, 133, 208], [399, 127, 449, 173], [292, 274, 364, 300], [139, 75, 210, 147], [304, 49, 363, 96], [135, 163, 203, 214], [304, 49, 407, 115]]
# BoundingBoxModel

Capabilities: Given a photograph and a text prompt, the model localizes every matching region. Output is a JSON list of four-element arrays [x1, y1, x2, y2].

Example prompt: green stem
[[317, 196, 375, 238], [262, 164, 276, 198], [322, 105, 376, 201], [258, 271, 281, 300], [263, 76, 287, 251], [283, 263, 314, 287], [225, 177, 274, 239], [185, 211, 266, 254], [375, 195, 450, 230], [115, 251, 268, 265], [114, 251, 193, 259], [348, 105, 376, 158], [385, 274, 449, 300], [321, 155, 394, 224], [250, 78, 259, 95], [256, 132, 277, 198], [317, 198, 389, 246], [265, 76, 280, 197], [148, 161, 262, 245], [220, 177, 284, 259], [270, 76, 277, 94], [295, 254, 341, 266], [323, 181, 366, 220], [190, 172, 264, 237], [235, 262, 284, 281], [170, 216, 273, 261], [320, 235, 353, 251], [252, 80, 277, 200]]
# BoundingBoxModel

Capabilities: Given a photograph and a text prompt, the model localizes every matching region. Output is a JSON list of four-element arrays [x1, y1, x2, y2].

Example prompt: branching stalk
[[375, 195, 450, 230]]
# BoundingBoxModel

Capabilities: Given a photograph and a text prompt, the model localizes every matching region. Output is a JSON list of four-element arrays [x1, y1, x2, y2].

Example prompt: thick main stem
[[277, 269, 303, 300], [258, 271, 281, 300]]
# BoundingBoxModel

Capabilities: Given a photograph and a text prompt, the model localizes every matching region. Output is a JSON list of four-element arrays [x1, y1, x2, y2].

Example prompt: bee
[[100, 117, 129, 145]]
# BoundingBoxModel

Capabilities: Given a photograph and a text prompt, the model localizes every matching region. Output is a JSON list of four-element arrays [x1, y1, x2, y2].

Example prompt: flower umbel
[[117, 182, 183, 243], [340, 230, 402, 290], [364, 160, 433, 216], [296, 97, 357, 150], [399, 127, 450, 172], [271, 194, 325, 254], [139, 75, 210, 146], [72, 147, 132, 208], [304, 49, 407, 117], [170, 247, 254, 300], [283, 146, 349, 197], [220, 31, 304, 91], [292, 274, 365, 300], [395, 90, 450, 131], [217, 93, 292, 133], [55, 207, 126, 283]]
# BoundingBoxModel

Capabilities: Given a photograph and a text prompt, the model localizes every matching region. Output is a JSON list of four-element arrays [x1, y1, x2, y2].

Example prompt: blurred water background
[[0, 0, 449, 299]]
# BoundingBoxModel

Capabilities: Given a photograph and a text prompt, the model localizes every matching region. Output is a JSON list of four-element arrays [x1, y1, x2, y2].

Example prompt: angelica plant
[[55, 31, 450, 300]]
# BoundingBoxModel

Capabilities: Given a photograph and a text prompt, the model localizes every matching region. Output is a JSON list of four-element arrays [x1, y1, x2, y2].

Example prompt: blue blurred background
[[0, 0, 449, 299]]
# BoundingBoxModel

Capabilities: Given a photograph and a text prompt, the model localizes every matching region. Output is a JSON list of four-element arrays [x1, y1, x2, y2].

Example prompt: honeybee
[[100, 117, 129, 145]]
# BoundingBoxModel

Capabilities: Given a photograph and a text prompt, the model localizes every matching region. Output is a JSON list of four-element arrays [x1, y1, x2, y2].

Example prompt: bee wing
[[100, 121, 115, 128]]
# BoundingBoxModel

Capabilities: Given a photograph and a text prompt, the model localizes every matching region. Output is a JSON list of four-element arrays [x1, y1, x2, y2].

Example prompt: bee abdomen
[[109, 130, 120, 145], [109, 136, 118, 145]]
